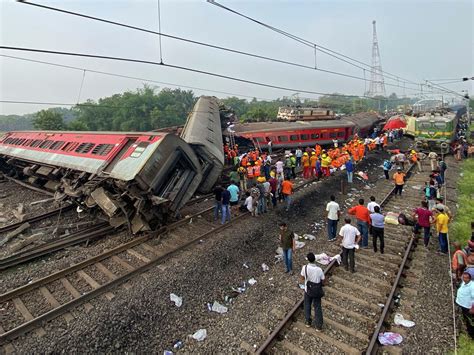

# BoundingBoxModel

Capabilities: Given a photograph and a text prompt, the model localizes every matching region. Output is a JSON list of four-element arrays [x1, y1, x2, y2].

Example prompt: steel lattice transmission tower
[[367, 20, 386, 97]]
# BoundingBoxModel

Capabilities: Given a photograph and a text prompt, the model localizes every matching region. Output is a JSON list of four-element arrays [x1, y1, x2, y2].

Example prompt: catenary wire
[[207, 0, 422, 87], [15, 0, 421, 92]]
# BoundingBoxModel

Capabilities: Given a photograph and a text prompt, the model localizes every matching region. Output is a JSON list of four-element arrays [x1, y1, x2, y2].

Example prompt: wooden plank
[[95, 262, 117, 280], [60, 277, 93, 312], [77, 270, 115, 301], [0, 325, 16, 354], [127, 249, 151, 263], [294, 321, 360, 355], [111, 255, 135, 272], [12, 298, 46, 336], [39, 286, 74, 324], [281, 340, 310, 355]]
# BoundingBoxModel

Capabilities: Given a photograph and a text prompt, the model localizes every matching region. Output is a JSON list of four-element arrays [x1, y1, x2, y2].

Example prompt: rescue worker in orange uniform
[[310, 151, 318, 178]]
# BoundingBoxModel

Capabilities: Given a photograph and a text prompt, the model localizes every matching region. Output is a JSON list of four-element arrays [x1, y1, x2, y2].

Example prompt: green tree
[[33, 109, 65, 130]]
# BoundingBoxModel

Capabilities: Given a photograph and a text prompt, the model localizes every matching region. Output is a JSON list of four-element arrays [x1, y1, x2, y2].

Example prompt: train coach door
[[103, 137, 138, 173]]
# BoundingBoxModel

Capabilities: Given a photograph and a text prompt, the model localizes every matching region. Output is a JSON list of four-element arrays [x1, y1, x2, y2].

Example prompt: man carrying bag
[[299, 252, 325, 331]]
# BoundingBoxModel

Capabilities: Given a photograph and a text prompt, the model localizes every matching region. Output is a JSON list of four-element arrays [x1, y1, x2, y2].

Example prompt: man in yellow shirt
[[435, 207, 449, 255]]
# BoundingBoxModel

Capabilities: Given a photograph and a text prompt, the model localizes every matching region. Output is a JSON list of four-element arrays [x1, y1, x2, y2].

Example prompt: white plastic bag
[[248, 278, 257, 285], [191, 329, 207, 341], [394, 313, 415, 328], [170, 293, 182, 307], [261, 263, 269, 272], [211, 301, 228, 314]]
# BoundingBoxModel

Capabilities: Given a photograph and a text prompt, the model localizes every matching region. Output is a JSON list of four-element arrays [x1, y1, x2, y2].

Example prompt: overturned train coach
[[0, 96, 224, 233]]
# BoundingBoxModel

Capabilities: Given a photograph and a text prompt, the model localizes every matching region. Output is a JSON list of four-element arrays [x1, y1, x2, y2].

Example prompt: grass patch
[[451, 158, 474, 352]]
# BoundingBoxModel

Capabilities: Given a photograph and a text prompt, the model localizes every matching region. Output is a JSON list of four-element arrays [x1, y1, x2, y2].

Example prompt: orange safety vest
[[247, 166, 254, 178], [310, 155, 317, 167], [452, 250, 467, 270], [241, 156, 248, 167], [253, 165, 261, 177], [302, 156, 310, 167]]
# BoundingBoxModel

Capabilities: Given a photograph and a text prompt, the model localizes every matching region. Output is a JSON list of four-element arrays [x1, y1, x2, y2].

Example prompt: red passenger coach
[[232, 120, 355, 149], [0, 130, 203, 232]]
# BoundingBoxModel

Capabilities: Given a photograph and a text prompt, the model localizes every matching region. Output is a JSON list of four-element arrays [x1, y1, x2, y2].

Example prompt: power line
[[15, 0, 420, 92], [1, 45, 402, 99], [207, 0, 421, 88]]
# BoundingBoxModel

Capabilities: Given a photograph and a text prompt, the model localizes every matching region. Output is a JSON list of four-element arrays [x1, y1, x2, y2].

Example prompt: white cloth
[[276, 161, 284, 173], [300, 263, 325, 292], [339, 224, 360, 249], [367, 201, 380, 213], [326, 201, 340, 220], [244, 196, 253, 212], [374, 137, 380, 144]]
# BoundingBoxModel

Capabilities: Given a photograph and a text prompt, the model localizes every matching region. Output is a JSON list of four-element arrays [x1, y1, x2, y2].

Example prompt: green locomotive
[[414, 113, 458, 154]]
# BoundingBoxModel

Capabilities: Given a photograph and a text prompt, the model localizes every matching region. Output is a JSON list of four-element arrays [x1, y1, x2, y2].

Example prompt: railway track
[[256, 164, 428, 354], [0, 173, 318, 347]]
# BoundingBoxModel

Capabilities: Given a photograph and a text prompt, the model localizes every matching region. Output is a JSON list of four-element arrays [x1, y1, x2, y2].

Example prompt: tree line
[[0, 85, 443, 131]]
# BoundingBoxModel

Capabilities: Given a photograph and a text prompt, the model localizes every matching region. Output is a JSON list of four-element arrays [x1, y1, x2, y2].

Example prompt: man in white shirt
[[299, 252, 325, 330], [244, 192, 253, 214], [337, 218, 361, 273], [326, 195, 340, 241], [367, 196, 380, 213]]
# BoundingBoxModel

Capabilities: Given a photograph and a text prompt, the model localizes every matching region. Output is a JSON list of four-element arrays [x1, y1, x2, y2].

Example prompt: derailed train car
[[0, 96, 224, 233], [180, 96, 224, 193]]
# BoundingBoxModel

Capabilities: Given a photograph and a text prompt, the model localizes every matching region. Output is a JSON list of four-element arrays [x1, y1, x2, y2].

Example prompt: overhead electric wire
[[15, 0, 420, 92], [0, 45, 399, 100], [208, 0, 423, 88], [425, 80, 466, 98]]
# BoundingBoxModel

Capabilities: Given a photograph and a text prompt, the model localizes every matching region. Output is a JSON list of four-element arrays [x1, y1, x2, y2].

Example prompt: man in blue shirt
[[227, 182, 240, 212], [221, 188, 231, 224], [345, 156, 354, 183]]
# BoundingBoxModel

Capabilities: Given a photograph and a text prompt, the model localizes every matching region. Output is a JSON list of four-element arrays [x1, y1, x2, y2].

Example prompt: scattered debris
[[394, 313, 415, 328], [191, 329, 207, 342], [9, 232, 44, 252], [378, 332, 403, 346], [243, 263, 249, 269], [0, 222, 30, 246], [29, 198, 55, 206], [248, 278, 257, 286], [295, 241, 305, 249], [173, 340, 184, 350], [261, 263, 269, 272], [211, 301, 228, 314], [303, 234, 316, 240], [170, 293, 183, 307]]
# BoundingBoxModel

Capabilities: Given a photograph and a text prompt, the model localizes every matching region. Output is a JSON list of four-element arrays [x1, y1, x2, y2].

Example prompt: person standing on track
[[392, 168, 406, 196], [302, 152, 310, 179], [326, 195, 341, 241], [435, 207, 449, 255], [345, 156, 354, 183], [300, 252, 325, 331], [413, 200, 434, 247], [367, 196, 380, 213], [279, 222, 296, 274], [428, 151, 438, 171], [455, 272, 474, 339], [213, 185, 224, 221], [348, 198, 370, 248], [221, 187, 231, 224], [337, 218, 361, 273], [295, 148, 303, 168], [370, 206, 385, 254], [281, 176, 294, 211], [383, 159, 392, 180], [227, 182, 240, 213]]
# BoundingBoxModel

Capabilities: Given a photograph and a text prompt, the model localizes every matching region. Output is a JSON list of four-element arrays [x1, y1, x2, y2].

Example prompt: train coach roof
[[7, 131, 168, 136], [416, 114, 456, 122], [232, 119, 353, 133]]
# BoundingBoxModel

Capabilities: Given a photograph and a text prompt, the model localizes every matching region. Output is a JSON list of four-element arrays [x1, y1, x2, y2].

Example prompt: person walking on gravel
[[455, 272, 474, 339], [279, 222, 296, 274], [326, 195, 341, 241], [281, 177, 294, 211], [434, 207, 449, 255], [300, 252, 325, 331], [392, 168, 406, 196], [370, 206, 385, 254], [337, 218, 361, 273], [428, 151, 438, 171], [413, 200, 434, 247], [348, 198, 370, 248]]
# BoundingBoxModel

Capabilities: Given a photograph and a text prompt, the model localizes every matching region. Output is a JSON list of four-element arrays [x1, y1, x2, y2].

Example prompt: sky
[[0, 0, 473, 115]]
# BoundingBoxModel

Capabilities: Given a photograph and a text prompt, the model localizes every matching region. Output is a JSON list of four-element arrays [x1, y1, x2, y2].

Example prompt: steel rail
[[0, 222, 113, 270], [0, 204, 75, 234], [0, 173, 318, 344], [256, 163, 416, 354], [3, 175, 54, 196]]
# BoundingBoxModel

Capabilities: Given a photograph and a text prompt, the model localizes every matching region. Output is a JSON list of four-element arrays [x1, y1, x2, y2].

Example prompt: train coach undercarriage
[[0, 156, 199, 234]]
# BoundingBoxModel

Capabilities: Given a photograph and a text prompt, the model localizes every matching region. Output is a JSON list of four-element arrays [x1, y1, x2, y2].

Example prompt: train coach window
[[39, 141, 54, 149], [311, 133, 319, 139], [30, 140, 43, 148], [92, 144, 114, 156], [337, 131, 345, 138], [290, 135, 298, 141], [254, 137, 265, 143], [49, 141, 65, 150], [75, 143, 95, 154], [61, 142, 79, 152], [278, 135, 289, 142], [434, 122, 447, 129], [300, 134, 309, 140], [329, 132, 337, 138], [130, 142, 149, 158]]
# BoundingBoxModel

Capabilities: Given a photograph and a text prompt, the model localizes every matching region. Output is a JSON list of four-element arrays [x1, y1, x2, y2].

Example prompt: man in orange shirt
[[281, 176, 294, 212], [348, 198, 370, 248], [393, 168, 406, 196]]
